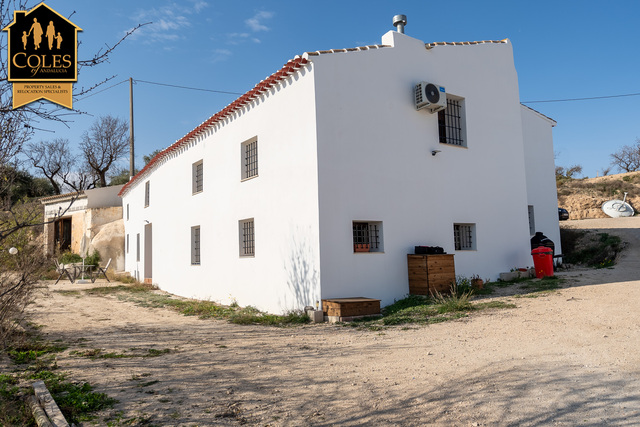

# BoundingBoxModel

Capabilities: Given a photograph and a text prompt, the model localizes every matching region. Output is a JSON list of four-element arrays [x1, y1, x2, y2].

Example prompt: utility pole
[[129, 77, 135, 180]]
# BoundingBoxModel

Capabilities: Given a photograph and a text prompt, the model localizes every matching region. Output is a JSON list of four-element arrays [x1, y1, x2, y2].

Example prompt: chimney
[[392, 14, 407, 34]]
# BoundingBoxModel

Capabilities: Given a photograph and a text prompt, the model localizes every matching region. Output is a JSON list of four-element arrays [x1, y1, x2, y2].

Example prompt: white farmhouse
[[119, 28, 560, 314]]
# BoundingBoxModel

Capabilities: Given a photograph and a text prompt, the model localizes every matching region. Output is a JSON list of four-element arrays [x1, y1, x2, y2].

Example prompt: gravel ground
[[13, 216, 640, 426]]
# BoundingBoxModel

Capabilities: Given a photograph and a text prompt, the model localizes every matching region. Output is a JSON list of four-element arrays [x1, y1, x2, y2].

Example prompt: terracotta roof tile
[[425, 39, 508, 50], [118, 56, 310, 197], [119, 39, 504, 197]]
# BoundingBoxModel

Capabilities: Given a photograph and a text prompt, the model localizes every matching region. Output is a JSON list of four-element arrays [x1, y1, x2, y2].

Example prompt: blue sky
[[22, 0, 640, 178]]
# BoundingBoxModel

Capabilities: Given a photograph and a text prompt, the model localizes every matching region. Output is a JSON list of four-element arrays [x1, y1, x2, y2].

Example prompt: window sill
[[241, 175, 258, 182], [353, 251, 385, 254], [192, 190, 203, 196], [439, 142, 468, 149]]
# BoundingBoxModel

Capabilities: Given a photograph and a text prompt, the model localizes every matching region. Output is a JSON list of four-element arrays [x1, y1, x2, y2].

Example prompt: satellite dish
[[602, 192, 635, 218]]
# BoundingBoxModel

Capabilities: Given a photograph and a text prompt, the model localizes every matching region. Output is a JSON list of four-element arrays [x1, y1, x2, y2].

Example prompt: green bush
[[59, 250, 100, 267], [59, 251, 82, 265]]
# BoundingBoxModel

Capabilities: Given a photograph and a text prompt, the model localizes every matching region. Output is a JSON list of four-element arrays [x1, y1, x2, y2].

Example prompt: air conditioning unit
[[414, 82, 447, 113]]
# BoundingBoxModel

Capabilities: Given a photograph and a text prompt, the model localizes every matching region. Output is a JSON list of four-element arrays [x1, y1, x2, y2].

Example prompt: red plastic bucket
[[531, 246, 554, 278]]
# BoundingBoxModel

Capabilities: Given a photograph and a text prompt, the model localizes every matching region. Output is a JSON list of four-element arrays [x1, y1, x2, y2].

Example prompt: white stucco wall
[[122, 65, 321, 314], [521, 105, 561, 253], [313, 31, 534, 307], [123, 30, 558, 314]]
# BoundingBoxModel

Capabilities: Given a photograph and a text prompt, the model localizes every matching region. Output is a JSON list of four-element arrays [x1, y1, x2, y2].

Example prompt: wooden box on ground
[[322, 297, 381, 321], [407, 254, 456, 295]]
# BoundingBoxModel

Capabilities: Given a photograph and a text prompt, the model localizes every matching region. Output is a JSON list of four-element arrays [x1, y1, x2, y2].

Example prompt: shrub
[[59, 250, 100, 267]]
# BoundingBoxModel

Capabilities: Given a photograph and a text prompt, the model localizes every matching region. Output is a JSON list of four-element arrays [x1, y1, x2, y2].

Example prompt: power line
[[134, 79, 243, 96], [75, 79, 129, 103], [522, 92, 640, 104], [74, 78, 242, 104]]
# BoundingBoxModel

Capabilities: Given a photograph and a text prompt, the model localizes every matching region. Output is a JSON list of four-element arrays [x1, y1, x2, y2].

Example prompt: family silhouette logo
[[2, 2, 81, 109]]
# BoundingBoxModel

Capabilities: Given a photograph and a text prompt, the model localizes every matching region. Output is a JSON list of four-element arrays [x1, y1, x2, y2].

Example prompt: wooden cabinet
[[407, 254, 456, 295]]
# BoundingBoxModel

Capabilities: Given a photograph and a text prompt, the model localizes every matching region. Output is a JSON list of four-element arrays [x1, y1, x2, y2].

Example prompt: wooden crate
[[322, 298, 381, 318], [407, 254, 455, 295]]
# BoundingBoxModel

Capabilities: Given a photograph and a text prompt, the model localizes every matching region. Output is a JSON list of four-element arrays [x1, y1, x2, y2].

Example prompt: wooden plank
[[33, 380, 69, 427], [25, 395, 53, 427]]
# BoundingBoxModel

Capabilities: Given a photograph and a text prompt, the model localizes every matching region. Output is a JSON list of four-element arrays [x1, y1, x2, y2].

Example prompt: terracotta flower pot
[[471, 278, 484, 290]]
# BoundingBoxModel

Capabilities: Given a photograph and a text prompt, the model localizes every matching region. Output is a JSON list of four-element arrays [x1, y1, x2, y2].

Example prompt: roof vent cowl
[[392, 14, 407, 34]]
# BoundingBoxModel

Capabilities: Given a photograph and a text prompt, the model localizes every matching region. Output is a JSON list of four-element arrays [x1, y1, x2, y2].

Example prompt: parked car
[[558, 208, 569, 221]]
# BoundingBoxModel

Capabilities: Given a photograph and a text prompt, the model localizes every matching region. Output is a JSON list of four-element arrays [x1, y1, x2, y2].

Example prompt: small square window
[[239, 218, 255, 257], [352, 221, 383, 253], [241, 138, 258, 180], [192, 160, 203, 194], [191, 226, 201, 265], [144, 181, 150, 207], [438, 96, 466, 147], [454, 223, 476, 251]]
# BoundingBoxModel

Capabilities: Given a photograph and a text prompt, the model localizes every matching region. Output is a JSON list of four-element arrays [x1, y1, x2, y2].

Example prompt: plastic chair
[[54, 260, 74, 284], [91, 258, 111, 283]]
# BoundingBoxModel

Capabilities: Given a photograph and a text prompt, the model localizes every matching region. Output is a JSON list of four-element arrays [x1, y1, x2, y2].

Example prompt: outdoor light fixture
[[431, 150, 441, 156]]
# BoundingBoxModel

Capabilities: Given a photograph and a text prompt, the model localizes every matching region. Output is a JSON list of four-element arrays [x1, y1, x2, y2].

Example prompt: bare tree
[[610, 139, 640, 173], [23, 138, 75, 194], [80, 116, 129, 187], [556, 164, 583, 181], [0, 1, 146, 347]]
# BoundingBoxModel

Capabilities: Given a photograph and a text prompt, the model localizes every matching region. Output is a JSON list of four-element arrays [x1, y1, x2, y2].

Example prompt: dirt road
[[20, 217, 640, 425]]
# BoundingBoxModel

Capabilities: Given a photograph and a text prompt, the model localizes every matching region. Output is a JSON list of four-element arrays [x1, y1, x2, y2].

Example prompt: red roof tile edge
[[118, 56, 310, 197], [425, 39, 508, 49]]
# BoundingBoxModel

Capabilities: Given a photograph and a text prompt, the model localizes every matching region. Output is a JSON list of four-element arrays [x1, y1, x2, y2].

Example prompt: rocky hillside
[[557, 171, 640, 220]]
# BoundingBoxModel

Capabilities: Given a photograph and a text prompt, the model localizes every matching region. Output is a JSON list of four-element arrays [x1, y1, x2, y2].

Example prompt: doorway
[[54, 218, 72, 252], [144, 223, 152, 284]]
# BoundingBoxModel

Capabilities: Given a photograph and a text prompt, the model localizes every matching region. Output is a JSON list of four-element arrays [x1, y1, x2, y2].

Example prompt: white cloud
[[245, 11, 274, 32], [211, 48, 232, 63], [130, 2, 202, 44]]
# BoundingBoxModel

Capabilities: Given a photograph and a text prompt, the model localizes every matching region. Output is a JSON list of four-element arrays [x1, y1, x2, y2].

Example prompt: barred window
[[241, 138, 258, 180], [193, 160, 203, 194], [191, 226, 201, 265], [126, 234, 129, 254], [136, 233, 141, 261], [528, 205, 535, 236], [144, 181, 150, 207], [454, 223, 475, 251], [352, 221, 383, 253], [239, 218, 255, 257], [438, 97, 465, 146]]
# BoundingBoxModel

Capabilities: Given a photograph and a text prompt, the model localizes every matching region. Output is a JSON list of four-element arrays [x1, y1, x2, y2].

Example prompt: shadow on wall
[[281, 229, 319, 312]]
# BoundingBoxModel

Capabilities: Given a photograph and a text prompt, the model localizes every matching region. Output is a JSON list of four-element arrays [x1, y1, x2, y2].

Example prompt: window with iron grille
[[454, 223, 475, 251], [126, 203, 129, 220], [239, 218, 255, 257], [438, 97, 466, 146], [144, 181, 150, 207], [191, 226, 201, 265], [192, 160, 203, 194], [528, 205, 536, 236], [126, 234, 129, 254], [241, 138, 258, 180], [136, 233, 140, 261], [352, 221, 383, 253]]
